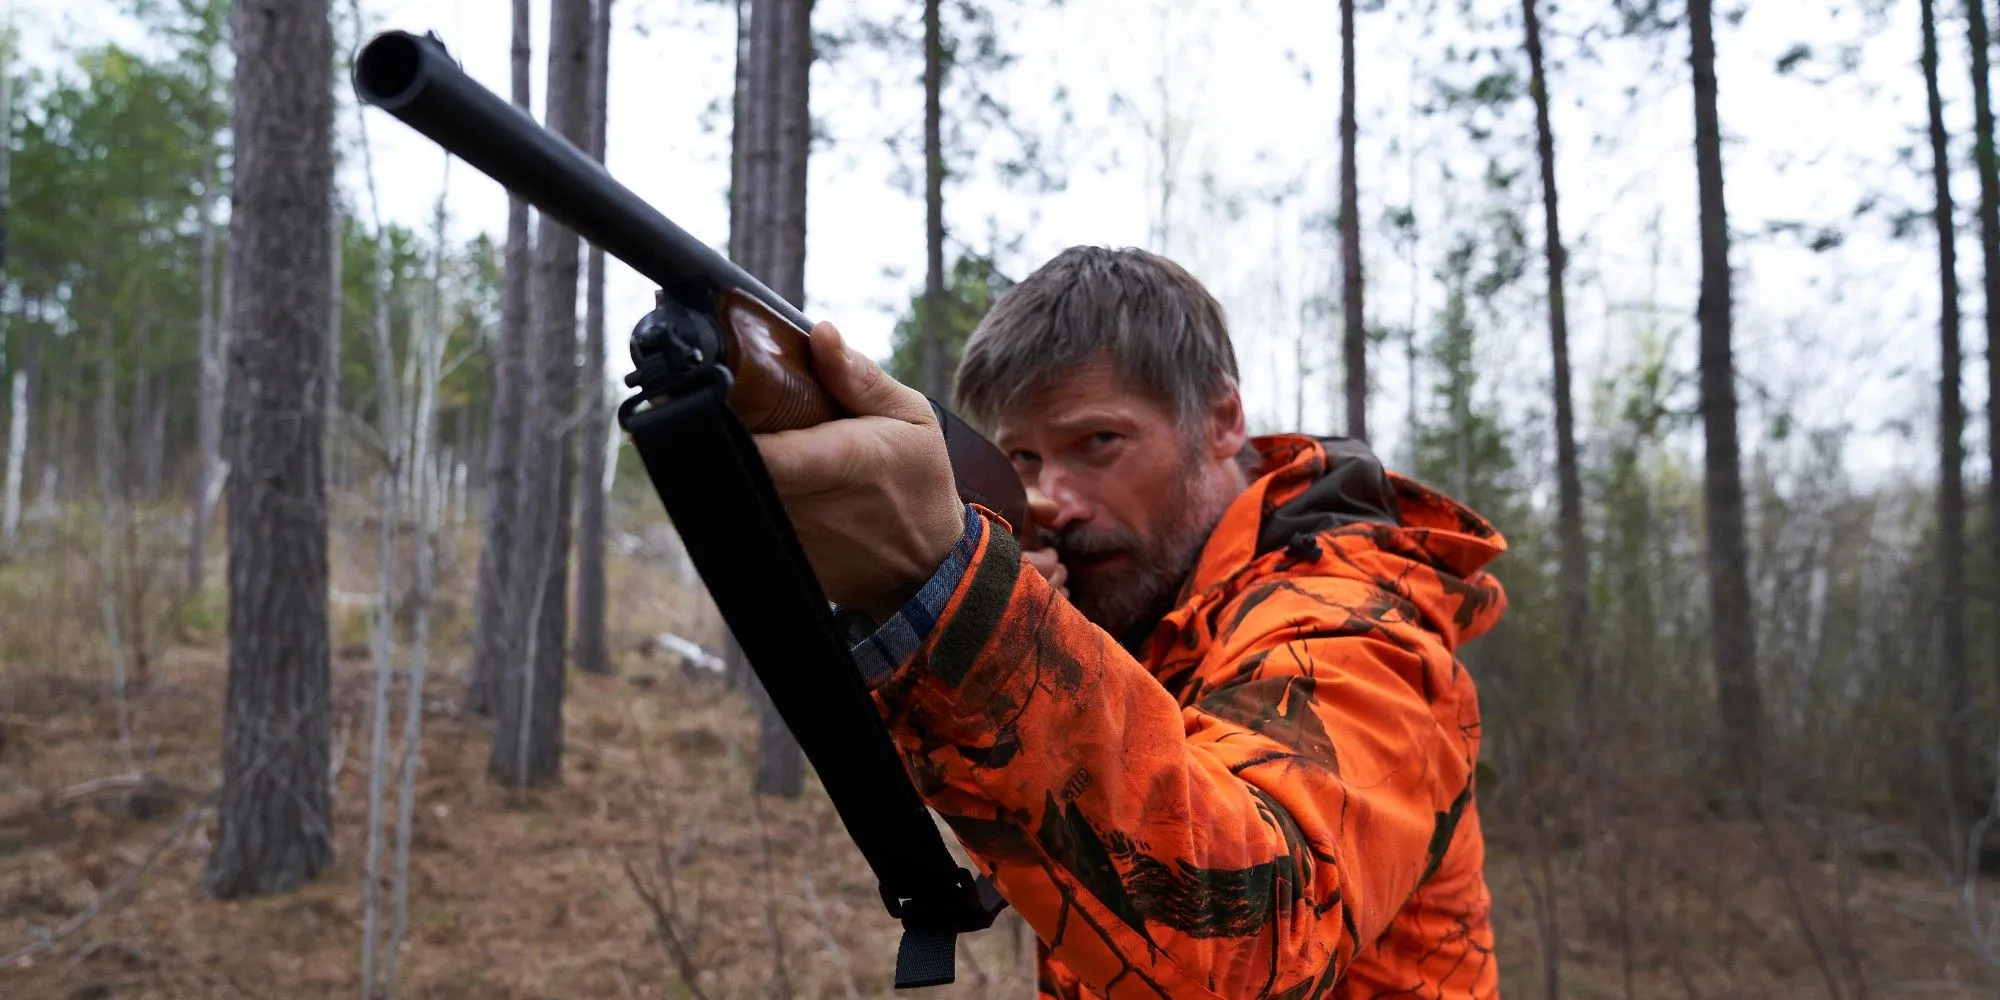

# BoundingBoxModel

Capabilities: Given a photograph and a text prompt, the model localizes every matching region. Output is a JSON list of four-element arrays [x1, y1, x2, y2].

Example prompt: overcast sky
[[14, 0, 1971, 490]]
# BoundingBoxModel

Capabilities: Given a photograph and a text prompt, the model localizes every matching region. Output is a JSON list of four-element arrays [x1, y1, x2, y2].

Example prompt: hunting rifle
[[352, 29, 1024, 989]]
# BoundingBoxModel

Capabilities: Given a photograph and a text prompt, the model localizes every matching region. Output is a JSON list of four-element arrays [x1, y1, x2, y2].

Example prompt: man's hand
[[753, 321, 965, 623], [1021, 487, 1068, 597], [1024, 547, 1068, 597]]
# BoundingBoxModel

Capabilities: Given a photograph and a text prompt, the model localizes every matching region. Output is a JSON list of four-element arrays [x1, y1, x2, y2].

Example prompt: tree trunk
[[492, 0, 591, 787], [0, 7, 10, 384], [1522, 0, 1592, 703], [127, 329, 153, 501], [2, 368, 22, 547], [0, 18, 15, 550], [574, 0, 615, 677], [94, 318, 136, 774], [1404, 54, 1420, 474], [0, 0, 10, 283], [720, 0, 757, 696], [721, 0, 812, 799], [1688, 0, 1763, 792], [773, 0, 811, 307], [750, 0, 782, 280], [1338, 0, 1366, 442], [749, 0, 813, 800], [469, 0, 535, 717], [384, 167, 453, 997], [327, 188, 342, 492], [205, 0, 336, 899], [188, 133, 222, 594], [729, 0, 752, 264], [922, 0, 946, 398], [1966, 0, 2000, 755]]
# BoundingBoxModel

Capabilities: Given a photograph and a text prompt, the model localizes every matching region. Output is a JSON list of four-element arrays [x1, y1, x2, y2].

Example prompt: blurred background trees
[[10, 0, 2000, 995]]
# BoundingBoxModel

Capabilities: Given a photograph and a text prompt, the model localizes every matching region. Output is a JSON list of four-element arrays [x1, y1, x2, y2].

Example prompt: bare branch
[[0, 798, 212, 969]]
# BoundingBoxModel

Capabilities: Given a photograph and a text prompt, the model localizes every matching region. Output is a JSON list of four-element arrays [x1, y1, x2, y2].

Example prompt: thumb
[[810, 321, 932, 425]]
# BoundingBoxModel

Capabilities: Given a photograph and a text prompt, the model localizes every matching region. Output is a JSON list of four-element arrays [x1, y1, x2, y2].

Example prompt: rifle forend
[[350, 29, 1029, 535]]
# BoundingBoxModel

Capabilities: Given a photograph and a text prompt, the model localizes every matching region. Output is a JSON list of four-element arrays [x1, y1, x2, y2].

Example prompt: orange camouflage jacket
[[856, 434, 1507, 998]]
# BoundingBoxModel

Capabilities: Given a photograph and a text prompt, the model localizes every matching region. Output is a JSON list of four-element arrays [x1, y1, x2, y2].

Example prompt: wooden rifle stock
[[350, 28, 1031, 540]]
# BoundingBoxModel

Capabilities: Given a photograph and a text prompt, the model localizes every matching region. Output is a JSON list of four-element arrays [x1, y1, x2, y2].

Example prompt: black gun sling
[[616, 363, 1006, 990]]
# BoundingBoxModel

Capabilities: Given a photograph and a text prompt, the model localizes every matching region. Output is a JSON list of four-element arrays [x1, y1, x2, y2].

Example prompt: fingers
[[1023, 547, 1067, 594], [809, 322, 933, 426], [754, 421, 868, 497]]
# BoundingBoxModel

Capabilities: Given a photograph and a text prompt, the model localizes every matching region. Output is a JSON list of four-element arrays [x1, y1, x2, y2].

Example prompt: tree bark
[[574, 0, 615, 677], [727, 0, 812, 800], [0, 19, 14, 551], [1688, 0, 1763, 791], [384, 167, 453, 996], [773, 0, 811, 306], [0, 1, 10, 282], [469, 0, 536, 717], [1966, 0, 2000, 744], [720, 0, 757, 696], [1936, 0, 1973, 824], [1522, 0, 1592, 702], [749, 0, 782, 280], [922, 0, 946, 398], [0, 7, 10, 390], [729, 0, 752, 264], [1339, 0, 1367, 442], [94, 318, 135, 773], [327, 188, 342, 491], [2, 368, 22, 548], [187, 107, 223, 593], [492, 0, 591, 787], [205, 0, 336, 899]]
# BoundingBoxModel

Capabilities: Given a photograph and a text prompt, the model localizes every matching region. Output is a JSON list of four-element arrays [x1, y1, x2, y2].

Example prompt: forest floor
[[1, 500, 1997, 999]]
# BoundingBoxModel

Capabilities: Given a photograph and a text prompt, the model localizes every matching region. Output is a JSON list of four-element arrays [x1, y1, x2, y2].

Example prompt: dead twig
[[1959, 754, 2000, 977], [624, 853, 713, 1000], [745, 788, 792, 1000], [52, 771, 185, 804], [624, 707, 711, 1000], [613, 961, 640, 1000], [801, 872, 862, 1000], [1750, 796, 1850, 1000], [328, 709, 353, 790], [0, 796, 212, 969]]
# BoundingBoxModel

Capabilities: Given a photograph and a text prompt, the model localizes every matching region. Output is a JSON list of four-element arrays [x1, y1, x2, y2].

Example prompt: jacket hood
[[1171, 434, 1509, 652]]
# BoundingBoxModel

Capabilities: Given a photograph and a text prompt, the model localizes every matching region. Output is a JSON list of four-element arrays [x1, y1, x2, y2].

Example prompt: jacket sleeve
[[865, 505, 1486, 999]]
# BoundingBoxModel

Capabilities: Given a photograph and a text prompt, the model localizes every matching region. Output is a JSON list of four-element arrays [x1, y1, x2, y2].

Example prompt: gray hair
[[952, 246, 1240, 434]]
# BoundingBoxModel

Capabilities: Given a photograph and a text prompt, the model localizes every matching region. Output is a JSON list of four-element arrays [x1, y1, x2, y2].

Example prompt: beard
[[1048, 454, 1220, 637]]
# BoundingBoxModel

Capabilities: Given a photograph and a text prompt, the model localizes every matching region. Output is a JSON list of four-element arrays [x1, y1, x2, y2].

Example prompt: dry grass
[[0, 499, 1996, 998]]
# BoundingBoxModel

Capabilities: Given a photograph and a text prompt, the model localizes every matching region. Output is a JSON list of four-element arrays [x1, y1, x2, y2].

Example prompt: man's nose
[[1033, 472, 1092, 532]]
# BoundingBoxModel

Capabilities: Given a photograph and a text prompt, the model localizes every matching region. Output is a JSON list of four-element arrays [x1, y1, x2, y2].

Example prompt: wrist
[[853, 502, 972, 622]]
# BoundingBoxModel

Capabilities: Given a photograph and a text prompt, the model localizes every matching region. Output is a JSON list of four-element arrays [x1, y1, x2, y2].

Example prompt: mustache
[[1048, 524, 1141, 560]]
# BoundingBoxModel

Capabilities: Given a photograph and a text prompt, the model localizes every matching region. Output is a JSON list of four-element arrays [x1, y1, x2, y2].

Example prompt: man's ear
[[1205, 382, 1248, 463]]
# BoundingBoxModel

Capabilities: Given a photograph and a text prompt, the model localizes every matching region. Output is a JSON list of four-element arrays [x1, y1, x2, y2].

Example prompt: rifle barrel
[[351, 30, 811, 334]]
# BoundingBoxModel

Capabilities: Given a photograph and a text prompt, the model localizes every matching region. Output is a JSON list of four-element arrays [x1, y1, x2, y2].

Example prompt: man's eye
[[1010, 450, 1041, 465], [1089, 432, 1121, 447]]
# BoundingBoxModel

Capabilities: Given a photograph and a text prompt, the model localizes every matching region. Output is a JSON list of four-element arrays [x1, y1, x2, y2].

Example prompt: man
[[756, 246, 1506, 998]]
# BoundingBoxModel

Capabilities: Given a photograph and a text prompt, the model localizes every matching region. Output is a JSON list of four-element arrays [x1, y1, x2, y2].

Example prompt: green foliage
[[4, 3, 498, 504], [331, 208, 503, 474], [883, 253, 1014, 400], [5, 16, 228, 483]]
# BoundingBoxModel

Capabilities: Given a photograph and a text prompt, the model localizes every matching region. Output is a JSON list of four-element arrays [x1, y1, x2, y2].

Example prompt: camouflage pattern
[[870, 434, 1507, 999]]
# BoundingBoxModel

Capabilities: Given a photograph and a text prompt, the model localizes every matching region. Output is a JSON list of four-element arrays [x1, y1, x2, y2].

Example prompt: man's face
[[991, 360, 1247, 635]]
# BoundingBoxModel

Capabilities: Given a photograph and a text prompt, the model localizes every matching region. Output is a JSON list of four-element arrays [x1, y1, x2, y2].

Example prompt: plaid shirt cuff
[[842, 504, 985, 690]]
